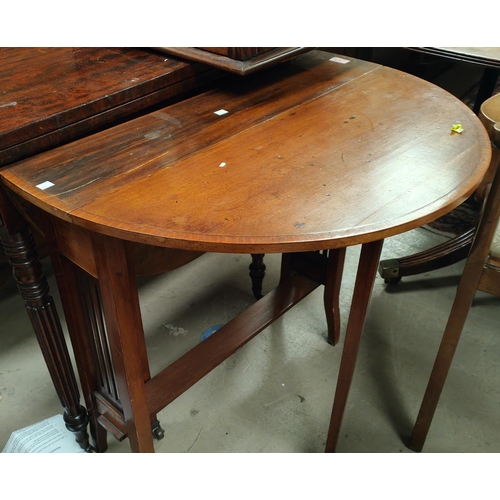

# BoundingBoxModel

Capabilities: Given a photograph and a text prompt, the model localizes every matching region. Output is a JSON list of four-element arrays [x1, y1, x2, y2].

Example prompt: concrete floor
[[0, 224, 499, 454]]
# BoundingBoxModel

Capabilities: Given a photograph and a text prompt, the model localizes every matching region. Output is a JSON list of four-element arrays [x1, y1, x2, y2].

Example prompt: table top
[[1, 50, 492, 254], [0, 47, 218, 167], [408, 47, 500, 68]]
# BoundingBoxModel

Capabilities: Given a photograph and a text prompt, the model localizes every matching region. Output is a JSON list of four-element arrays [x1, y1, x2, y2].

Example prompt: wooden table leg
[[280, 249, 345, 345], [0, 189, 90, 450], [324, 248, 346, 346], [38, 213, 108, 452], [91, 232, 155, 453], [325, 240, 384, 452], [249, 254, 266, 299]]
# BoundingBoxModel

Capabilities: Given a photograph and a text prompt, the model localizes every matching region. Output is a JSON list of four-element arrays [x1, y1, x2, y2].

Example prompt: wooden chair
[[409, 91, 500, 452]]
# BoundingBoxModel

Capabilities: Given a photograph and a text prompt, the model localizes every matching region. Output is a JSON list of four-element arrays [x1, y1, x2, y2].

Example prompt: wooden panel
[[49, 216, 204, 278], [198, 47, 274, 61], [156, 47, 311, 75]]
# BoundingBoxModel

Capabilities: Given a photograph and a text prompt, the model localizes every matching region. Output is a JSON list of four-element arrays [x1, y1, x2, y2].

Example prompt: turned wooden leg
[[325, 240, 384, 452], [57, 256, 110, 452], [0, 190, 90, 450], [39, 212, 108, 451], [324, 248, 346, 346], [91, 232, 155, 453], [249, 254, 266, 299]]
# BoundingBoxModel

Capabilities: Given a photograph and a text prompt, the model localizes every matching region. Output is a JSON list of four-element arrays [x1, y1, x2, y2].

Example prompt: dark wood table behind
[[0, 47, 222, 450]]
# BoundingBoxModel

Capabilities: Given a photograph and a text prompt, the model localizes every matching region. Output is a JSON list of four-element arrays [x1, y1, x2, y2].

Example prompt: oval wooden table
[[0, 50, 492, 452]]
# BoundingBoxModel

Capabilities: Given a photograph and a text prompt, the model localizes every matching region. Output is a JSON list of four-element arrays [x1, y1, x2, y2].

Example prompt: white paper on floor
[[2, 414, 86, 453]]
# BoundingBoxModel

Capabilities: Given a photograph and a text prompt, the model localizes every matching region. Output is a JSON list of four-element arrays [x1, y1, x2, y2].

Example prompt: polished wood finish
[[410, 93, 500, 452], [378, 228, 475, 283], [379, 47, 500, 284], [145, 272, 320, 418], [0, 191, 90, 449], [1, 50, 491, 452], [156, 47, 311, 75], [3, 54, 490, 250], [0, 47, 221, 450], [0, 47, 222, 168]]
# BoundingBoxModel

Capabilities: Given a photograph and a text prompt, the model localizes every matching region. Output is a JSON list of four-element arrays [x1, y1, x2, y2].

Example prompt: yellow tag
[[451, 124, 464, 134]]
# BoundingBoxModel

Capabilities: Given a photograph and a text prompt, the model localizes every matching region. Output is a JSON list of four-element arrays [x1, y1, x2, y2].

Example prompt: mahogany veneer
[[1, 50, 491, 452], [379, 47, 500, 283], [0, 47, 222, 450]]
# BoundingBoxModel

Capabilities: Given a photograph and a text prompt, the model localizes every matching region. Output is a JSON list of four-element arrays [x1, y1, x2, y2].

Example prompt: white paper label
[[36, 181, 54, 190], [329, 57, 350, 64], [214, 109, 228, 116]]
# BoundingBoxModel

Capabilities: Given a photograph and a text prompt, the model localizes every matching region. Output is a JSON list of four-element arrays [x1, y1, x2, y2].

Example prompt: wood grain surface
[[1, 50, 492, 254], [0, 47, 220, 166]]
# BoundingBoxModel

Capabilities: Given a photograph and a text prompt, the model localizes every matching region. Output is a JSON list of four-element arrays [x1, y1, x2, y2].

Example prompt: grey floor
[[0, 224, 499, 454]]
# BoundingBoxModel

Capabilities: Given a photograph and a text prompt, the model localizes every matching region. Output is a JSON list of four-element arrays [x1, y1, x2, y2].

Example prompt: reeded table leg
[[0, 189, 90, 450], [325, 240, 384, 452], [40, 212, 108, 452]]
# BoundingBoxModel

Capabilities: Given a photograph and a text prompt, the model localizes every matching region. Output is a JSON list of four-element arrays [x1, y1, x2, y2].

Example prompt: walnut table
[[1, 50, 491, 452]]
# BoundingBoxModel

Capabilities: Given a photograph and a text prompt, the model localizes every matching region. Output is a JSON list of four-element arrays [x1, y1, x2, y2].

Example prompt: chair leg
[[378, 228, 474, 283], [411, 145, 500, 452], [409, 248, 488, 452]]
